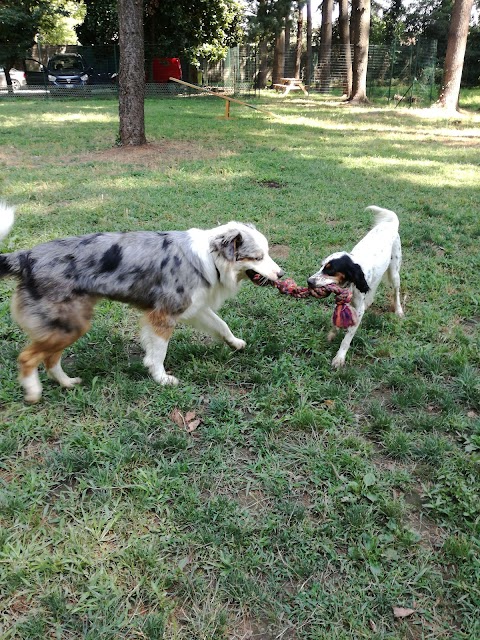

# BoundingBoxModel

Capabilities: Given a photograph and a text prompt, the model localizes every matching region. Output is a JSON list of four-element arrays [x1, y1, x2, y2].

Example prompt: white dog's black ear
[[342, 258, 370, 293], [211, 230, 243, 261]]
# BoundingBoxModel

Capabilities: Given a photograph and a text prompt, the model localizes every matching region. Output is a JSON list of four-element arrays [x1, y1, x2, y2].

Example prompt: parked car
[[46, 53, 90, 89], [0, 67, 26, 90]]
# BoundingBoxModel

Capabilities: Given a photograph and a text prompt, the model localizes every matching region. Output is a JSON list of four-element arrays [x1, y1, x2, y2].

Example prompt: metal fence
[[0, 43, 259, 99], [0, 40, 437, 104]]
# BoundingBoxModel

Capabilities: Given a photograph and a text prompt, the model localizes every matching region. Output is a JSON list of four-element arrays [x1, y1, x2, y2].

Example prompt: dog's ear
[[211, 229, 243, 262], [342, 258, 370, 293]]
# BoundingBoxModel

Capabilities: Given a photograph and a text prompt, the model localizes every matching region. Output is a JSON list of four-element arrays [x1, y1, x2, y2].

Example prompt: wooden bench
[[273, 78, 309, 96]]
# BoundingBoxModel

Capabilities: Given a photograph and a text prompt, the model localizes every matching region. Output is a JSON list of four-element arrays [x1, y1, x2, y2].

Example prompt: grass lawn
[[0, 91, 479, 639]]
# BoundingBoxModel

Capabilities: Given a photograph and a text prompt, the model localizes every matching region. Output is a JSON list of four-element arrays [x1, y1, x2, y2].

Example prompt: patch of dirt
[[270, 244, 290, 260], [0, 140, 231, 170], [458, 315, 480, 336], [230, 617, 280, 639], [86, 140, 231, 168], [257, 179, 285, 189], [0, 145, 39, 168], [437, 136, 480, 148]]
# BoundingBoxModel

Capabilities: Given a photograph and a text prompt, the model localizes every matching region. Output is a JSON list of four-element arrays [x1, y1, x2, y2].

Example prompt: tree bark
[[306, 0, 312, 87], [257, 39, 269, 89], [118, 0, 147, 146], [272, 27, 286, 85], [338, 0, 352, 97], [436, 0, 474, 111], [294, 2, 304, 79], [347, 0, 370, 103], [319, 0, 333, 93]]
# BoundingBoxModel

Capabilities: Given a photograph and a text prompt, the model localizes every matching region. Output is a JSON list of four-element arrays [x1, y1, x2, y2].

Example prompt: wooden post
[[224, 100, 231, 118]]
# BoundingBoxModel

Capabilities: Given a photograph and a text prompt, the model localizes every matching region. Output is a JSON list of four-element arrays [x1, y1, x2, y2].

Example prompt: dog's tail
[[366, 205, 399, 231], [0, 202, 15, 278], [0, 202, 15, 243]]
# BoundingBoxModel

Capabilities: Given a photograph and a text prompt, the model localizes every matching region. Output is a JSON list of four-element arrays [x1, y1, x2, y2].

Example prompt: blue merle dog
[[0, 203, 283, 403]]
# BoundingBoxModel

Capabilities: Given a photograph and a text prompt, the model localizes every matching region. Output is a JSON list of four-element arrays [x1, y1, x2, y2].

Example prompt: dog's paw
[[228, 337, 246, 350], [152, 372, 179, 386], [24, 389, 42, 404], [331, 354, 346, 368], [62, 376, 82, 389]]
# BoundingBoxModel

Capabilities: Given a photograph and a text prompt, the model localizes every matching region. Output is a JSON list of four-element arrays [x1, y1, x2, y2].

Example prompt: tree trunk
[[319, 0, 333, 93], [272, 27, 286, 85], [436, 0, 474, 111], [347, 0, 370, 103], [294, 3, 304, 79], [306, 0, 312, 87], [338, 0, 352, 97], [118, 0, 146, 146], [257, 40, 269, 88]]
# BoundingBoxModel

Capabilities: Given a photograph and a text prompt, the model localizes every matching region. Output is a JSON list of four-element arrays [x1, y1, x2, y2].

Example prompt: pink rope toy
[[249, 273, 358, 329]]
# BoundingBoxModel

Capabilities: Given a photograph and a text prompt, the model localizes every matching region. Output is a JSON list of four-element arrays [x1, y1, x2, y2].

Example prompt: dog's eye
[[255, 256, 263, 261]]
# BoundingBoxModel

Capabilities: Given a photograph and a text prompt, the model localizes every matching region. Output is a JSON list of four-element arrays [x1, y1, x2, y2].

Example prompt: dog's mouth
[[246, 269, 274, 286]]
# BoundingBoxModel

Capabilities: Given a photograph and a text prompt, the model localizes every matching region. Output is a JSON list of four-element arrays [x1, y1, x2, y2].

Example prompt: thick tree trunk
[[436, 0, 474, 111], [118, 0, 146, 146], [347, 0, 370, 103], [272, 27, 286, 85], [338, 0, 352, 97], [306, 0, 312, 87], [319, 0, 333, 93], [257, 40, 269, 89], [294, 3, 304, 79]]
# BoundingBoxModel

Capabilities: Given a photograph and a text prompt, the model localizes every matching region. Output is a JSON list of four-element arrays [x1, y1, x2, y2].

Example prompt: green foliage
[[246, 0, 294, 42], [39, 0, 86, 45], [0, 0, 60, 67], [76, 0, 245, 62]]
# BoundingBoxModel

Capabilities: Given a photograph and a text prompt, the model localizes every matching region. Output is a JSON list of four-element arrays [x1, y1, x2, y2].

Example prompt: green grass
[[0, 92, 479, 639]]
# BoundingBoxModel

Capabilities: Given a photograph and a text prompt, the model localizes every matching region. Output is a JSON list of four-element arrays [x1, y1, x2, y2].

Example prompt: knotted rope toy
[[247, 271, 357, 329]]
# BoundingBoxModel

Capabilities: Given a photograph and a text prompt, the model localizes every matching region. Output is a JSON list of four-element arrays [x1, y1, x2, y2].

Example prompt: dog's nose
[[307, 277, 316, 288], [277, 268, 285, 279]]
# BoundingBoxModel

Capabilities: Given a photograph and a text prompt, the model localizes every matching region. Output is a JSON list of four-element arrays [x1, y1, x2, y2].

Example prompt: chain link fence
[[1, 40, 437, 105]]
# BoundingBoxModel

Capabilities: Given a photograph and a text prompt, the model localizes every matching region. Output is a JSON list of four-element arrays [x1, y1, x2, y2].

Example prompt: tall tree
[[272, 26, 286, 83], [436, 0, 474, 110], [294, 1, 304, 79], [118, 0, 146, 146], [338, 0, 352, 97], [305, 0, 312, 86], [347, 0, 370, 103], [0, 0, 58, 89], [319, 0, 334, 92], [384, 0, 403, 43]]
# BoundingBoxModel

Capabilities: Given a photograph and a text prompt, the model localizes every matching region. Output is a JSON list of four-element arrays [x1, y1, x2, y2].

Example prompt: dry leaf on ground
[[393, 607, 415, 619]]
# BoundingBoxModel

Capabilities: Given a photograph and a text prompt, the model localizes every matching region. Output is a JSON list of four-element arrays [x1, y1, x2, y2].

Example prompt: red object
[[151, 57, 182, 83], [250, 273, 358, 329]]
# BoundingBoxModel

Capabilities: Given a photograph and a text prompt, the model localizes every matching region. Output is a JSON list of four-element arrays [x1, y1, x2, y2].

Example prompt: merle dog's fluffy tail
[[0, 202, 15, 277]]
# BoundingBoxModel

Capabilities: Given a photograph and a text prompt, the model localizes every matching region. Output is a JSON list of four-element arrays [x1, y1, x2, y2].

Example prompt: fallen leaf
[[187, 419, 201, 432], [393, 606, 415, 619], [185, 411, 197, 423], [171, 408, 185, 428], [369, 620, 377, 632]]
